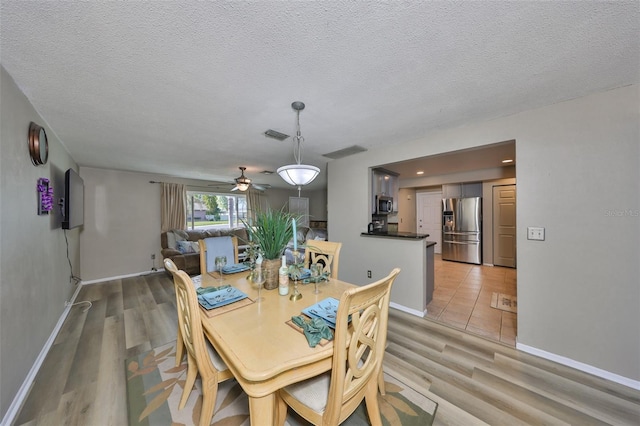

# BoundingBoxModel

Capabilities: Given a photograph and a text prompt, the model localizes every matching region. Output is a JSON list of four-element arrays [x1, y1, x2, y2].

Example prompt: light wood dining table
[[199, 270, 355, 425]]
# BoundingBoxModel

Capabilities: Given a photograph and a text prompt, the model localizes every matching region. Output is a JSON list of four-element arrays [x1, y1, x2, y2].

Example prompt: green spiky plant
[[241, 207, 298, 260]]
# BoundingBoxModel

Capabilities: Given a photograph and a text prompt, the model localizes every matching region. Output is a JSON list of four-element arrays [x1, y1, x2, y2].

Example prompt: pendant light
[[277, 101, 320, 190]]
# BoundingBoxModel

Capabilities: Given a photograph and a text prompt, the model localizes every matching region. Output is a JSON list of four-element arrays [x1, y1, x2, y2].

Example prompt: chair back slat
[[304, 240, 342, 279], [164, 258, 216, 378], [324, 267, 400, 424]]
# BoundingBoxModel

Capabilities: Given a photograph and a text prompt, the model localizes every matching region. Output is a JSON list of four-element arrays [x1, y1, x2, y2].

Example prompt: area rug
[[491, 292, 517, 313], [126, 341, 437, 426]]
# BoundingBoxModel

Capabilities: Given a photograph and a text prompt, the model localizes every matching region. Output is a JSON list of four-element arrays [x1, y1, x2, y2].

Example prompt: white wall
[[328, 85, 639, 383], [0, 66, 80, 419], [397, 188, 417, 232]]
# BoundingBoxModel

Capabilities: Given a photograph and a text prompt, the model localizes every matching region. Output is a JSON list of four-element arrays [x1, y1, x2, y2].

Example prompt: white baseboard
[[1, 268, 164, 425], [390, 301, 426, 317], [80, 269, 165, 285], [1, 284, 83, 426], [516, 342, 640, 391]]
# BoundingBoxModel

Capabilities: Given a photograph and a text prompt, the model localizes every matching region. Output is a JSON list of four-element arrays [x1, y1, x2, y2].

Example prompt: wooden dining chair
[[198, 236, 239, 276], [304, 240, 342, 279], [163, 258, 235, 426], [164, 259, 187, 367], [275, 268, 401, 426]]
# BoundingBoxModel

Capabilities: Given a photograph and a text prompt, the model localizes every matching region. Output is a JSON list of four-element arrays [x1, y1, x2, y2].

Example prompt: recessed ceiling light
[[261, 170, 274, 175], [502, 159, 514, 163], [416, 171, 424, 175]]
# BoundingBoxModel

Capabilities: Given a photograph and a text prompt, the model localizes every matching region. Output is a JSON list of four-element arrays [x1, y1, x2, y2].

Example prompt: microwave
[[375, 195, 393, 215]]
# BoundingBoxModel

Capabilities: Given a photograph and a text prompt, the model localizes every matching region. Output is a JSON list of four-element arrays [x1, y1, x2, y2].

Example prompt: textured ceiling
[[1, 1, 638, 190]]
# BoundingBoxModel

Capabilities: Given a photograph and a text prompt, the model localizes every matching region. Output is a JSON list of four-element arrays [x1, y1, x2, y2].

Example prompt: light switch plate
[[527, 227, 545, 241]]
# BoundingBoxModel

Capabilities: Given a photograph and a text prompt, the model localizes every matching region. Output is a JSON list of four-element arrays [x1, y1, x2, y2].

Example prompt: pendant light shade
[[277, 101, 320, 188], [277, 164, 320, 186]]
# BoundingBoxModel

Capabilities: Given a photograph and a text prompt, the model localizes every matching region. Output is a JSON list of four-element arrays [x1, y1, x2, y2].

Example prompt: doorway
[[416, 191, 442, 253]]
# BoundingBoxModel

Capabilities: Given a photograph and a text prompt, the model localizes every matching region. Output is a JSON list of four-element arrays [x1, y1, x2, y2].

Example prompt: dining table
[[198, 269, 355, 425]]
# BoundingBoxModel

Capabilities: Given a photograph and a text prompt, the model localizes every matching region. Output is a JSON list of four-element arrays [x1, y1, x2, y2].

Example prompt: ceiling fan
[[207, 167, 270, 192]]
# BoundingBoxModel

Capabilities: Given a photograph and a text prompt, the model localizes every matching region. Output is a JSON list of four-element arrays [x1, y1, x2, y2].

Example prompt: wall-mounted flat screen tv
[[62, 168, 84, 230]]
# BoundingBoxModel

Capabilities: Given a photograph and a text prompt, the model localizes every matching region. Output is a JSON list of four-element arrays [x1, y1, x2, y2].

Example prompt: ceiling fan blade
[[231, 186, 239, 192], [252, 183, 266, 191], [207, 180, 234, 187]]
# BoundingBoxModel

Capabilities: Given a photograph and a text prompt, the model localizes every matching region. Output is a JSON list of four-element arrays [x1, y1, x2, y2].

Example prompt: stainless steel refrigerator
[[442, 197, 482, 264]]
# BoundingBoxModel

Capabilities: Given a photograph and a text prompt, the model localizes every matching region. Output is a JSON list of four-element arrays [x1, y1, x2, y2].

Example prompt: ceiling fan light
[[234, 166, 251, 191], [277, 164, 320, 186]]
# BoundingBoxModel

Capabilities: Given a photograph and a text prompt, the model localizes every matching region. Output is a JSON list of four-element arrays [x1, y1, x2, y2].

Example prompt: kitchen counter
[[361, 231, 430, 240]]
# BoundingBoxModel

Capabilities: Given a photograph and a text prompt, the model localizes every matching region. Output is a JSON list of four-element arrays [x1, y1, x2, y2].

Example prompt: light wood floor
[[427, 255, 517, 345], [14, 272, 640, 425]]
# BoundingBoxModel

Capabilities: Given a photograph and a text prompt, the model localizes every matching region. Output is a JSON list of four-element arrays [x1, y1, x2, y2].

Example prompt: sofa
[[161, 227, 249, 275], [285, 226, 328, 264]]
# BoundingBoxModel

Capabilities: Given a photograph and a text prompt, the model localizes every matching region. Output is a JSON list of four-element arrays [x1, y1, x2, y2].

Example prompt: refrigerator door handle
[[444, 240, 479, 245]]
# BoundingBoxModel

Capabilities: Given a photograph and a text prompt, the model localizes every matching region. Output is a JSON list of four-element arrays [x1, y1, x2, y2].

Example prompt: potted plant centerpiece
[[242, 207, 297, 290]]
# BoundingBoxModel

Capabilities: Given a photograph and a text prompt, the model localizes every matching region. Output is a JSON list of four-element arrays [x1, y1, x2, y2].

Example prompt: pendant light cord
[[293, 109, 304, 165]]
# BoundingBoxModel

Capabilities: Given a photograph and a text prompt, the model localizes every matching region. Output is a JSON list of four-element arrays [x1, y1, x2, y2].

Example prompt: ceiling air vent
[[323, 145, 368, 159], [264, 129, 290, 141]]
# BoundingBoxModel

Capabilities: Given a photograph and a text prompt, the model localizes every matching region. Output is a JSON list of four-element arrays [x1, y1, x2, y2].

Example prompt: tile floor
[[426, 254, 517, 346]]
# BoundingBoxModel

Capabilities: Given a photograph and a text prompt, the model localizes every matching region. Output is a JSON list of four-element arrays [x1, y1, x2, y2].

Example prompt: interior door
[[492, 185, 517, 267], [416, 192, 442, 253]]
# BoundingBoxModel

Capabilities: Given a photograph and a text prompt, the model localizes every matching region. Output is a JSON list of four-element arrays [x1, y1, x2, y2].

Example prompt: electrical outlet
[[527, 227, 545, 241], [367, 270, 372, 278], [151, 253, 156, 260]]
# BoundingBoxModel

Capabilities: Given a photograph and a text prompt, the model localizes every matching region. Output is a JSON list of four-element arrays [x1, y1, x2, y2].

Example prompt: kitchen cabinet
[[372, 168, 399, 212], [442, 182, 482, 198]]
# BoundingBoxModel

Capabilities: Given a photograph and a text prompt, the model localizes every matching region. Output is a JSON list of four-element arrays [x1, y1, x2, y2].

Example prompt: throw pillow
[[296, 229, 307, 242], [189, 241, 200, 253], [176, 240, 195, 254], [166, 231, 177, 249]]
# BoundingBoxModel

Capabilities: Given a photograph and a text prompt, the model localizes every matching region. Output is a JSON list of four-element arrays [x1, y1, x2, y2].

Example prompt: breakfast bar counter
[[359, 232, 436, 314]]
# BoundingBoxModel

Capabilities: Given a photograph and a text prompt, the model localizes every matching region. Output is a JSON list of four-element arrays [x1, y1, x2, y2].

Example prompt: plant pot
[[263, 258, 281, 290]]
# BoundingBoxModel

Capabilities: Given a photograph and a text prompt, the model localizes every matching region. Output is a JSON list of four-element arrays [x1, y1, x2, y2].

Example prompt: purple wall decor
[[37, 178, 54, 215]]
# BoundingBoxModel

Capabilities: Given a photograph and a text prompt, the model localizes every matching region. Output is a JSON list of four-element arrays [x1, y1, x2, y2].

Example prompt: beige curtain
[[246, 188, 262, 225], [161, 183, 187, 232]]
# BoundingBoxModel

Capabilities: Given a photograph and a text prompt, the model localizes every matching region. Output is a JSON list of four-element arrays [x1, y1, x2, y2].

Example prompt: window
[[185, 191, 247, 230]]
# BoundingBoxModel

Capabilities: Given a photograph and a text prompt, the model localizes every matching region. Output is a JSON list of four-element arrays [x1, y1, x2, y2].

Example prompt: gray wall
[[0, 66, 80, 419], [265, 187, 328, 222], [80, 167, 162, 281], [79, 169, 328, 281], [328, 85, 639, 383]]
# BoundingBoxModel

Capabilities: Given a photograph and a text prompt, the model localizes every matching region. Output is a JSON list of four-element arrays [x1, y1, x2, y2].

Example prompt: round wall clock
[[28, 122, 49, 166]]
